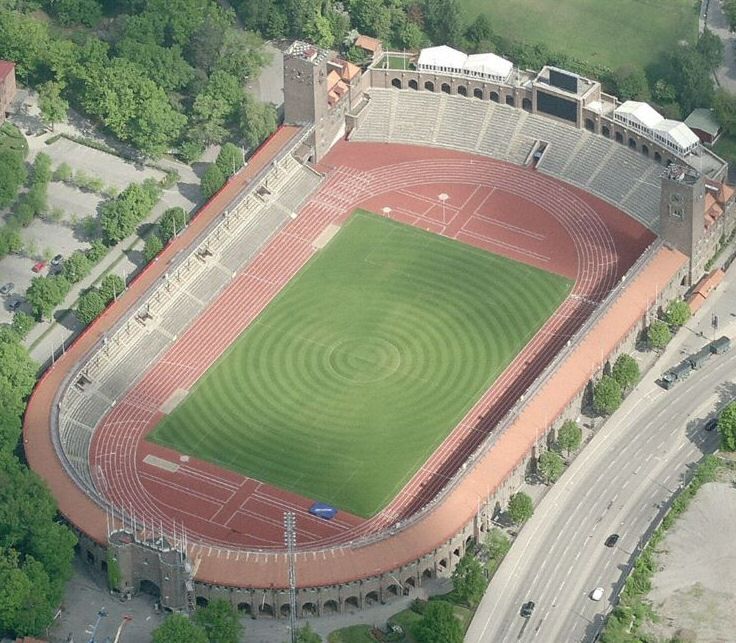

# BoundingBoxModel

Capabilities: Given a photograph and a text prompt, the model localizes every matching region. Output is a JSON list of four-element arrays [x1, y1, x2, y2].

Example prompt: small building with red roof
[[0, 60, 16, 125]]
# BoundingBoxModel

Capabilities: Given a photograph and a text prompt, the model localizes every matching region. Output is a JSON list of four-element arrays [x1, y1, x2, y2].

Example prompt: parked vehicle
[[604, 533, 619, 548], [0, 282, 14, 296], [51, 254, 63, 266], [32, 261, 47, 273], [520, 601, 535, 618], [705, 418, 718, 432], [591, 587, 604, 601]]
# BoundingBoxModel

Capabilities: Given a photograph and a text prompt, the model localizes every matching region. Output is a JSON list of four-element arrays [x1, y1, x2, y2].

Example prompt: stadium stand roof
[[417, 45, 468, 70], [464, 52, 513, 79], [615, 101, 663, 130]]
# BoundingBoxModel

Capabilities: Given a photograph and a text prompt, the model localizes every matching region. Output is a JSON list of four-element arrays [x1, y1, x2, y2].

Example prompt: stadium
[[24, 41, 736, 618]]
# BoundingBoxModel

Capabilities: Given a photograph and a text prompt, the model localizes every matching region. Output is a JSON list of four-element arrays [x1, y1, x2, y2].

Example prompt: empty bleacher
[[352, 88, 663, 229], [56, 152, 325, 489]]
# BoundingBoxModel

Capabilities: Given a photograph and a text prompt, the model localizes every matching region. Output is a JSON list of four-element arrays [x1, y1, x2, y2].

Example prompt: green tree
[[100, 181, 162, 245], [0, 149, 28, 209], [718, 402, 736, 451], [158, 207, 187, 243], [11, 312, 35, 340], [613, 65, 648, 101], [665, 299, 691, 328], [239, 92, 277, 149], [98, 274, 125, 304], [696, 28, 724, 72], [144, 233, 164, 262], [0, 226, 23, 259], [0, 407, 22, 455], [669, 45, 714, 114], [191, 70, 244, 146], [652, 79, 677, 105], [201, 163, 226, 199], [557, 419, 582, 456], [507, 491, 533, 524], [152, 613, 208, 643], [0, 337, 37, 417], [594, 375, 622, 415], [538, 450, 565, 484], [86, 240, 108, 264], [61, 250, 92, 284], [43, 0, 102, 26], [192, 598, 242, 643], [38, 81, 69, 132], [423, 0, 463, 47], [0, 10, 50, 80], [485, 528, 511, 576], [75, 289, 105, 325], [296, 622, 322, 642], [451, 551, 486, 606], [647, 319, 672, 350], [611, 354, 640, 393], [215, 142, 244, 178], [412, 600, 463, 643], [714, 89, 736, 137], [215, 28, 269, 83], [25, 275, 70, 321]]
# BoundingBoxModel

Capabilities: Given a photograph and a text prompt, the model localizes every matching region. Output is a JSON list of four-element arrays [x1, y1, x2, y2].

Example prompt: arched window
[[641, 144, 649, 157], [628, 137, 637, 150], [584, 118, 595, 131], [522, 97, 532, 111], [654, 151, 662, 163], [441, 83, 451, 94], [615, 132, 624, 144], [391, 78, 402, 89], [474, 88, 483, 99], [457, 85, 467, 96], [505, 95, 515, 107], [490, 91, 499, 103], [424, 80, 434, 92], [602, 126, 610, 138], [408, 79, 418, 90]]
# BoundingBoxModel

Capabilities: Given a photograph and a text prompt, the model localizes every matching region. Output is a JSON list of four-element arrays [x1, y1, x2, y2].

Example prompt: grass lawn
[[463, 0, 698, 69], [150, 211, 571, 517], [327, 625, 377, 643]]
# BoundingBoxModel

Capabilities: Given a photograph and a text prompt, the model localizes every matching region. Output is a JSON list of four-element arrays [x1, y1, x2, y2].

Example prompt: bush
[[86, 240, 108, 264], [144, 234, 164, 262], [11, 312, 35, 339], [98, 274, 125, 304], [75, 289, 106, 325], [33, 153, 53, 185], [179, 140, 205, 164], [53, 162, 73, 182], [201, 163, 226, 200], [159, 169, 180, 189]]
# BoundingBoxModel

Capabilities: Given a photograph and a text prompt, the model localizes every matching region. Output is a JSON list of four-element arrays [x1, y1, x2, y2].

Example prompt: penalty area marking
[[143, 454, 180, 473], [160, 387, 189, 414], [312, 223, 341, 250]]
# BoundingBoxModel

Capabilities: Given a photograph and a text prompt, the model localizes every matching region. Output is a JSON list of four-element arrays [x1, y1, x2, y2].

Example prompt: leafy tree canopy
[[144, 233, 164, 262], [191, 598, 242, 643], [0, 148, 28, 209], [296, 622, 322, 643], [665, 299, 691, 328], [201, 163, 226, 200], [557, 419, 582, 456], [98, 274, 125, 304], [451, 551, 487, 606], [611, 354, 640, 393], [594, 375, 622, 415], [25, 275, 70, 321], [152, 613, 208, 643], [718, 402, 736, 451], [412, 600, 463, 643], [75, 289, 106, 325], [538, 450, 565, 484], [507, 491, 533, 524], [215, 143, 244, 178], [158, 207, 188, 243], [648, 319, 672, 350]]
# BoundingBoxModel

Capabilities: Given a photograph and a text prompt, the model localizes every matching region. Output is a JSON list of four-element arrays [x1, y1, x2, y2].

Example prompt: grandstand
[[352, 89, 663, 230]]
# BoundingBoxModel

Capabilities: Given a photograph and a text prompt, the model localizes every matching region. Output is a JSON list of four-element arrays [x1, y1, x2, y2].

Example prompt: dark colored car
[[705, 418, 718, 432], [51, 254, 64, 266], [7, 297, 23, 311], [520, 601, 535, 618], [605, 533, 620, 548], [0, 282, 14, 296]]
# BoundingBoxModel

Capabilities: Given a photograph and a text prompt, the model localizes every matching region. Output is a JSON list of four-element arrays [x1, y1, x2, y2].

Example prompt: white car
[[591, 587, 605, 601]]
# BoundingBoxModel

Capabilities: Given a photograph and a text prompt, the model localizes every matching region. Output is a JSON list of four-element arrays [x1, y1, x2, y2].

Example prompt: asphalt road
[[466, 267, 736, 643]]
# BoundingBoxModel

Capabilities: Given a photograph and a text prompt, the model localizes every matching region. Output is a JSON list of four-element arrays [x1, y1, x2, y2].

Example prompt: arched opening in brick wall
[[409, 79, 418, 90], [474, 88, 483, 99], [345, 596, 360, 610], [259, 603, 274, 617], [391, 78, 402, 89], [424, 81, 434, 91], [490, 91, 499, 102], [237, 602, 251, 615], [441, 83, 451, 94], [458, 85, 468, 96], [302, 602, 317, 616]]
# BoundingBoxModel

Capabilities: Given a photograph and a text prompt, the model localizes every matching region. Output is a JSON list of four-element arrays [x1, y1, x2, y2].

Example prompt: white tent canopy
[[654, 119, 700, 152], [614, 101, 663, 130], [465, 53, 513, 81], [417, 45, 468, 72]]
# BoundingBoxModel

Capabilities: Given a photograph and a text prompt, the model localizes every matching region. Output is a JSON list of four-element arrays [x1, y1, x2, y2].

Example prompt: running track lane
[[89, 143, 654, 550]]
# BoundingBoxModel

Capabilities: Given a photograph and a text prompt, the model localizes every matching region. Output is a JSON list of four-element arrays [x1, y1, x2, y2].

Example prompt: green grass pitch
[[462, 0, 697, 70], [149, 211, 572, 517]]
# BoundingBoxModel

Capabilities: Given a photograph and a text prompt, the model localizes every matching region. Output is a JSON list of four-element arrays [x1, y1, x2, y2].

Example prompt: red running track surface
[[89, 142, 655, 549]]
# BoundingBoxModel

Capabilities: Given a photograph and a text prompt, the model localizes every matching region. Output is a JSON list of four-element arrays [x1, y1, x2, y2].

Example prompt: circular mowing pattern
[[327, 337, 402, 383]]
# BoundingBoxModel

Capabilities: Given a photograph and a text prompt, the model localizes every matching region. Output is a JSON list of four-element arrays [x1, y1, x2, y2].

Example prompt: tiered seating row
[[352, 88, 662, 229]]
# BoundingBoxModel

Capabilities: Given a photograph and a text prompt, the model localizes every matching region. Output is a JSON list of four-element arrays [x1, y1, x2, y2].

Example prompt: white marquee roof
[[655, 119, 700, 150], [615, 100, 663, 130], [417, 45, 468, 69], [464, 52, 513, 78]]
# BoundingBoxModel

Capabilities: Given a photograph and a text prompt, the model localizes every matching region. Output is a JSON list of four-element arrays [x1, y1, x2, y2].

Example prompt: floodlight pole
[[284, 512, 298, 643]]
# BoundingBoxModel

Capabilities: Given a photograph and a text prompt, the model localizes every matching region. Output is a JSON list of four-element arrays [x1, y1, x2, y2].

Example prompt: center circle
[[327, 336, 402, 383]]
